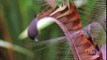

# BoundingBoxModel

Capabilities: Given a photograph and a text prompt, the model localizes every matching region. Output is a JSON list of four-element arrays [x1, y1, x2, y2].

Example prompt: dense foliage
[[0, 0, 106, 60]]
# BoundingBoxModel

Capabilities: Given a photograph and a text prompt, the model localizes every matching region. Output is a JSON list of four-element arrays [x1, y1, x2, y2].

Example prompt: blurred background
[[0, 0, 106, 60]]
